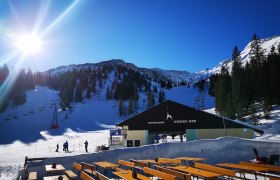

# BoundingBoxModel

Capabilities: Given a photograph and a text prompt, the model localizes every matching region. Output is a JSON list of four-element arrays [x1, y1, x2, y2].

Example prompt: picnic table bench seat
[[81, 162, 97, 176], [155, 165, 191, 180], [80, 171, 95, 180], [143, 167, 178, 180], [65, 162, 82, 179], [24, 165, 37, 180], [95, 171, 109, 180], [194, 162, 236, 178]]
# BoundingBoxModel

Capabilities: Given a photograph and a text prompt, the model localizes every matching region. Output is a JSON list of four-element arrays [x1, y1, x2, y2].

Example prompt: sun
[[16, 34, 42, 54]]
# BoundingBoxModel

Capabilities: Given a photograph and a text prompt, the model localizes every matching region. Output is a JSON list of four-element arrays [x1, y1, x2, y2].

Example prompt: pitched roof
[[117, 100, 263, 134]]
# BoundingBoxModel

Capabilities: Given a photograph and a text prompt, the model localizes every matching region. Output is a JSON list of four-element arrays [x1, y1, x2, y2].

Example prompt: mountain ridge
[[45, 34, 280, 84]]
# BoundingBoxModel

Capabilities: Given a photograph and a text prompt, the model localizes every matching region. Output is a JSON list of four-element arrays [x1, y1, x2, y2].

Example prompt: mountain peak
[[200, 35, 280, 76]]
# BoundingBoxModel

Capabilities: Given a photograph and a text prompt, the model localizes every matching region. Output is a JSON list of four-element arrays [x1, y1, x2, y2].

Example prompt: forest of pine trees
[[0, 61, 172, 115], [0, 66, 36, 112], [210, 34, 280, 122]]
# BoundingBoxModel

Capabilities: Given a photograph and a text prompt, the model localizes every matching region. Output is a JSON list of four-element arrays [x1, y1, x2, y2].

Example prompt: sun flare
[[16, 34, 42, 54]]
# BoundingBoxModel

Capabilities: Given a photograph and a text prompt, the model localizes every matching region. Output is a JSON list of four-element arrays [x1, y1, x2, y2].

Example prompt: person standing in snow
[[55, 144, 59, 152], [84, 140, 88, 152], [65, 141, 69, 152]]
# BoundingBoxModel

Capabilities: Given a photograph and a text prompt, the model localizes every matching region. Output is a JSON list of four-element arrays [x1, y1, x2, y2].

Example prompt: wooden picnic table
[[140, 159, 178, 167], [113, 169, 151, 180], [43, 175, 69, 180], [170, 165, 222, 179], [94, 161, 119, 175], [176, 157, 206, 166], [217, 163, 270, 180], [45, 164, 65, 176], [94, 161, 119, 169], [140, 159, 155, 163]]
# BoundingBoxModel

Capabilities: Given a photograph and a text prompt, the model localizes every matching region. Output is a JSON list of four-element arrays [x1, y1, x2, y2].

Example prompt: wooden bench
[[95, 171, 109, 180], [155, 166, 191, 180], [118, 160, 135, 170], [81, 162, 96, 176], [80, 171, 95, 180], [194, 162, 236, 178], [24, 165, 37, 180], [239, 162, 280, 179], [65, 162, 82, 179], [143, 167, 178, 180], [239, 161, 280, 172]]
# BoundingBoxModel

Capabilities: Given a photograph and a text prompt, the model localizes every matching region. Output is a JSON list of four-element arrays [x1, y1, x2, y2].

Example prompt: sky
[[0, 0, 280, 72]]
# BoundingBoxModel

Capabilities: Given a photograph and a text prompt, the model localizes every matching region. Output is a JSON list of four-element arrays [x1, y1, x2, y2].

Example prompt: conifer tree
[[270, 45, 276, 55], [215, 66, 233, 118], [153, 85, 158, 93], [146, 91, 155, 109], [86, 86, 91, 99], [231, 46, 244, 117], [158, 89, 166, 104], [249, 33, 265, 101], [75, 84, 83, 102], [263, 97, 272, 119], [119, 98, 124, 116], [106, 86, 110, 99], [128, 96, 134, 114], [166, 80, 173, 89]]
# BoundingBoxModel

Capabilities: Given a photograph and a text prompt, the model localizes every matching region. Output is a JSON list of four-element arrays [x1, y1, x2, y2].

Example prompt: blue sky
[[0, 0, 279, 72]]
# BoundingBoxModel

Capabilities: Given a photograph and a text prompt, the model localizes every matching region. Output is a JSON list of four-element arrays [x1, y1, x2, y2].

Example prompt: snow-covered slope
[[199, 35, 280, 75], [0, 82, 214, 145]]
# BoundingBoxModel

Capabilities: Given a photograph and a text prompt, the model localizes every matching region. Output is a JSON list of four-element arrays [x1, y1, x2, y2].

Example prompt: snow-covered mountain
[[46, 59, 203, 84], [199, 35, 280, 75]]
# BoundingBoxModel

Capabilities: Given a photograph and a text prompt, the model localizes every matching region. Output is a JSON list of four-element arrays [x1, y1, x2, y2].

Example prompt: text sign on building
[[110, 129, 121, 136], [111, 136, 122, 145]]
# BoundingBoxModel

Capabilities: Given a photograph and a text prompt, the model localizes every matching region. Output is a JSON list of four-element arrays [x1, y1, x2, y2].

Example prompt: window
[[127, 140, 133, 147], [134, 140, 140, 147]]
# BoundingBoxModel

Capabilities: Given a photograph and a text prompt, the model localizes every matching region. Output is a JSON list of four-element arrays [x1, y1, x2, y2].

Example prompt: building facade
[[116, 100, 263, 147]]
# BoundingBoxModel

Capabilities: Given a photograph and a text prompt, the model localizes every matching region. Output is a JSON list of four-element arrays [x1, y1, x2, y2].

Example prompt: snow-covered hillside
[[200, 35, 280, 75]]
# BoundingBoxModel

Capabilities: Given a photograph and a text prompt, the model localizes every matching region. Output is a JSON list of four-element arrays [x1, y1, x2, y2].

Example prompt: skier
[[63, 142, 66, 151], [55, 144, 59, 152], [65, 141, 69, 152], [84, 140, 88, 152]]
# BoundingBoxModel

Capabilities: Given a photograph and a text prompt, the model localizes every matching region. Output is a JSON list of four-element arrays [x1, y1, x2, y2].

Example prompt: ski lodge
[[115, 100, 263, 147]]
